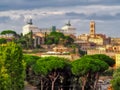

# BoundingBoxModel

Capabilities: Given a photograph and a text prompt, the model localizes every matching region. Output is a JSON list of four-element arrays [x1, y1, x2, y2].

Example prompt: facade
[[74, 40, 96, 51], [106, 45, 120, 52], [77, 34, 89, 41], [22, 19, 45, 47], [115, 54, 120, 68], [53, 46, 69, 53], [22, 19, 40, 36], [23, 19, 76, 36], [111, 38, 120, 45], [33, 32, 45, 47]]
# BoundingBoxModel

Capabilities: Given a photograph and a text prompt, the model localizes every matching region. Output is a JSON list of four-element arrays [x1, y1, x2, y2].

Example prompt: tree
[[45, 31, 74, 46], [0, 42, 25, 90], [32, 56, 70, 90], [45, 32, 64, 45], [82, 54, 115, 67], [23, 54, 40, 67], [64, 36, 74, 46], [29, 30, 34, 49], [1, 30, 17, 37], [0, 38, 7, 44], [80, 54, 115, 89], [17, 31, 34, 49], [111, 67, 120, 90], [71, 56, 109, 90], [0, 45, 10, 90], [23, 54, 40, 83]]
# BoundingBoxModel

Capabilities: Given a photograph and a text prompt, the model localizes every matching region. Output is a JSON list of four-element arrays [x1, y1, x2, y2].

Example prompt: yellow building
[[77, 21, 111, 45], [88, 37, 104, 45], [89, 21, 96, 37], [111, 38, 120, 45], [115, 54, 120, 68], [77, 34, 89, 41], [53, 46, 69, 53]]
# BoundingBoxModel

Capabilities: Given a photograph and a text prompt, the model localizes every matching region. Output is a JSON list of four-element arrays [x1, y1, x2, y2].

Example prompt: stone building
[[111, 38, 120, 45], [74, 40, 96, 52], [22, 19, 45, 47], [77, 21, 111, 45], [61, 21, 76, 36], [22, 19, 40, 36]]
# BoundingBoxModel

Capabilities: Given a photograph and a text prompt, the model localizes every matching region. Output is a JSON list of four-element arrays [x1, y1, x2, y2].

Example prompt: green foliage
[[23, 54, 41, 85], [45, 32, 64, 45], [32, 56, 70, 76], [16, 37, 26, 46], [112, 68, 120, 90], [0, 38, 7, 44], [62, 36, 74, 46], [23, 54, 40, 67], [82, 54, 115, 67], [71, 57, 109, 76], [1, 30, 16, 35], [71, 55, 109, 90], [74, 54, 115, 76], [17, 31, 34, 49], [50, 32, 64, 38], [45, 31, 74, 46], [101, 68, 114, 76], [32, 56, 70, 90], [0, 42, 25, 90]]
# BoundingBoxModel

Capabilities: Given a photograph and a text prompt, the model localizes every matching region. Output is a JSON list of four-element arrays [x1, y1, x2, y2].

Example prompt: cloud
[[0, 5, 120, 22], [0, 0, 120, 11], [0, 3, 120, 37]]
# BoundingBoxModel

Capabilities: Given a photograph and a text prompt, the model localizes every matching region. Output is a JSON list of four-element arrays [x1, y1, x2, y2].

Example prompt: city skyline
[[0, 0, 120, 37]]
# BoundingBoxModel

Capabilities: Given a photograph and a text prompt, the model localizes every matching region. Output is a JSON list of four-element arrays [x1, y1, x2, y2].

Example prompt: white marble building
[[61, 21, 76, 36]]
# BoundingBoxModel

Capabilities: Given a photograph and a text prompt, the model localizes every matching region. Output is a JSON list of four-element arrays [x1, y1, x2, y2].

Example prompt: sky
[[0, 0, 120, 37]]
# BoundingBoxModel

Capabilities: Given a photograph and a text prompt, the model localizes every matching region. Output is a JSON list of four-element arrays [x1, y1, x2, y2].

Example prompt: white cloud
[[0, 5, 120, 20], [0, 5, 120, 37]]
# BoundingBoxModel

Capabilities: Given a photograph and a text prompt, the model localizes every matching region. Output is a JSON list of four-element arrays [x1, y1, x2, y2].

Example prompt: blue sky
[[0, 0, 120, 37]]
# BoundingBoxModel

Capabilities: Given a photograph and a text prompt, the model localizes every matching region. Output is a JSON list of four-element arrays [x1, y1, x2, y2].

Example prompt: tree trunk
[[81, 77, 86, 90], [49, 72, 59, 90], [81, 73, 89, 90], [51, 81, 55, 90], [93, 72, 99, 90], [41, 79, 43, 90], [82, 86, 85, 90]]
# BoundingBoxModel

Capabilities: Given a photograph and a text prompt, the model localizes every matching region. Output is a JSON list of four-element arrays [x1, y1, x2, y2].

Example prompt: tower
[[90, 21, 95, 37]]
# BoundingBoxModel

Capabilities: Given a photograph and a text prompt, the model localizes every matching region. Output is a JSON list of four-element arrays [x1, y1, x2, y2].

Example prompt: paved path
[[24, 83, 37, 90]]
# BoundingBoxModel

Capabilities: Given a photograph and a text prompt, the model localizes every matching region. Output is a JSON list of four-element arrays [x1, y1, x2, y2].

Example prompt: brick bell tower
[[90, 21, 96, 37]]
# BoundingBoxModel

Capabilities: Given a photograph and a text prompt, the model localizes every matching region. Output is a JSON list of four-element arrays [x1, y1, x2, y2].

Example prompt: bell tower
[[90, 21, 95, 37]]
